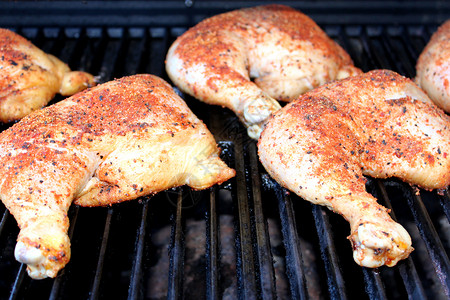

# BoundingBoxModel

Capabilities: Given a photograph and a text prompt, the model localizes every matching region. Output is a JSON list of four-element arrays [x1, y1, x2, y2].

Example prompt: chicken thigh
[[0, 74, 235, 279], [416, 20, 450, 112], [258, 70, 450, 268], [166, 4, 361, 139], [0, 28, 96, 122]]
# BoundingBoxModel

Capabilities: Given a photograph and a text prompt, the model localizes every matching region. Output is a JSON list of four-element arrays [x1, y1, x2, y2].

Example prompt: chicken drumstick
[[0, 74, 235, 279], [166, 4, 361, 139], [258, 70, 450, 268], [0, 28, 96, 122], [416, 20, 450, 113]]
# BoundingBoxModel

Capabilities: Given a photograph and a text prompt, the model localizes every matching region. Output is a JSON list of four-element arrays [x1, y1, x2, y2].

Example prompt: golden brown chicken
[[416, 20, 450, 112], [258, 70, 450, 268], [0, 28, 96, 122], [0, 74, 235, 279], [166, 4, 361, 139]]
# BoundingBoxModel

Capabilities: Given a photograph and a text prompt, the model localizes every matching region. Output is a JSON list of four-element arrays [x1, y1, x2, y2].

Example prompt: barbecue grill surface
[[0, 1, 449, 299]]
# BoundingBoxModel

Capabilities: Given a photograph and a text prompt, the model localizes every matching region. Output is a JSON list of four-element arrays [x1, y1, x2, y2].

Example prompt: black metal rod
[[408, 190, 450, 297], [127, 200, 150, 300], [380, 27, 411, 76], [206, 188, 219, 300], [248, 142, 277, 300], [234, 138, 257, 299], [312, 205, 348, 300], [332, 25, 367, 71], [376, 181, 428, 299], [359, 27, 383, 70], [0, 209, 10, 237], [167, 190, 185, 300], [276, 187, 308, 300], [89, 207, 114, 300], [362, 268, 388, 300], [8, 264, 27, 300], [439, 189, 450, 223]]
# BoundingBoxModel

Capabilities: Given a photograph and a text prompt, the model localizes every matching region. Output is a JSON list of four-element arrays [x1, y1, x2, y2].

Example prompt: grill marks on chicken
[[416, 20, 450, 113], [166, 4, 361, 139], [258, 70, 450, 268], [0, 28, 96, 122], [0, 74, 235, 279]]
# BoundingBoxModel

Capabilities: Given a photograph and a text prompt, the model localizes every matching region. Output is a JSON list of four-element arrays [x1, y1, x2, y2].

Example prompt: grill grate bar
[[8, 263, 27, 300], [399, 259, 430, 299], [362, 268, 388, 300], [0, 209, 9, 238], [439, 190, 450, 223], [403, 25, 428, 75], [360, 27, 388, 71], [399, 27, 423, 69], [370, 27, 402, 71], [127, 200, 149, 300], [312, 205, 348, 300], [206, 187, 219, 300], [248, 142, 277, 299], [89, 208, 114, 300], [167, 191, 185, 300], [380, 27, 413, 77], [332, 25, 366, 71], [408, 189, 450, 296], [375, 180, 428, 298], [97, 29, 126, 83], [275, 187, 308, 299], [234, 138, 258, 298]]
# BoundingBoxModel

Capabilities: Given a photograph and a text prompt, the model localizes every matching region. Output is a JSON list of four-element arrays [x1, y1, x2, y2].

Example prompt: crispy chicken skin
[[0, 74, 235, 279], [416, 20, 450, 112], [258, 70, 450, 268], [166, 4, 361, 139], [0, 28, 96, 122]]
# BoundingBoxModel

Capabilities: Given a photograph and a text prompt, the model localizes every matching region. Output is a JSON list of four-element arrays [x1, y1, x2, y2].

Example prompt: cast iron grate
[[0, 10, 449, 300]]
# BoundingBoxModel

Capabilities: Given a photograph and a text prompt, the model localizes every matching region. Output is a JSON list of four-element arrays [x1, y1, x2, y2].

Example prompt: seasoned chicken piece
[[0, 28, 96, 122], [166, 4, 361, 139], [0, 74, 235, 279], [416, 20, 450, 112], [258, 70, 450, 268]]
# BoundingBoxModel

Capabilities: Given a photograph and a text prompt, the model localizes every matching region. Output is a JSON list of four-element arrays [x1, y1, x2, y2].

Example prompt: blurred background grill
[[0, 1, 449, 299]]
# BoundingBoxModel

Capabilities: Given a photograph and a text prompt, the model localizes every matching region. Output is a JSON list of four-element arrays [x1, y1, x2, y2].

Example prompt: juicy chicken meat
[[258, 70, 450, 268], [166, 4, 361, 139], [0, 74, 235, 279], [0, 28, 96, 122], [416, 20, 450, 113]]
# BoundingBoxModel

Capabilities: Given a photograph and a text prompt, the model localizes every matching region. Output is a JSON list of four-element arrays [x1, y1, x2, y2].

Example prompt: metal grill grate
[[0, 2, 449, 299]]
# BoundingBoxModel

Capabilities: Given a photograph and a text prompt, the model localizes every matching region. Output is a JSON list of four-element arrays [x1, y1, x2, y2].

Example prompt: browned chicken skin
[[0, 28, 96, 122], [0, 74, 235, 279], [166, 4, 361, 139], [416, 20, 450, 113], [258, 70, 450, 268]]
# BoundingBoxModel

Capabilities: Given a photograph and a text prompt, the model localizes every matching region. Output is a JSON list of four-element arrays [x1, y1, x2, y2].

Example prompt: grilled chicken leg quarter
[[0, 74, 235, 279], [0, 28, 96, 122], [416, 20, 450, 113], [258, 70, 450, 268], [166, 4, 361, 139]]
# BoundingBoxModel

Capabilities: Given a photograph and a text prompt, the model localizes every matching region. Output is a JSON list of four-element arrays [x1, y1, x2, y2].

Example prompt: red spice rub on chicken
[[166, 4, 361, 139], [0, 74, 235, 279], [0, 28, 96, 122], [416, 20, 450, 113], [259, 70, 450, 268]]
